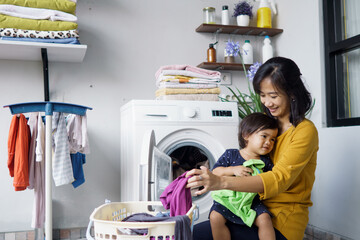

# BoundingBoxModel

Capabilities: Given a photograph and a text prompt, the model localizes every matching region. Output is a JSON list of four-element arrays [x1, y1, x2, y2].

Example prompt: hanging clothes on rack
[[52, 112, 74, 186], [66, 113, 90, 188], [32, 112, 46, 228], [66, 113, 90, 154], [70, 152, 86, 188], [27, 112, 38, 190], [5, 101, 92, 239], [7, 113, 30, 191]]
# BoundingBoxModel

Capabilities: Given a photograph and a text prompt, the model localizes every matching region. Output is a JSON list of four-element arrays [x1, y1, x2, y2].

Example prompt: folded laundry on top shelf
[[1, 36, 80, 44], [0, 28, 79, 39], [1, 0, 77, 15], [0, 5, 77, 22], [0, 14, 78, 31]]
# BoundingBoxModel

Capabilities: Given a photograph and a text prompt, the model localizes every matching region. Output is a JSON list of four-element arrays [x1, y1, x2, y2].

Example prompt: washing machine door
[[140, 130, 172, 201]]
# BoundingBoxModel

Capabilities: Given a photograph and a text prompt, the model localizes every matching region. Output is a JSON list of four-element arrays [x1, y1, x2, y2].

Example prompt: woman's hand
[[231, 165, 253, 177], [186, 166, 222, 196]]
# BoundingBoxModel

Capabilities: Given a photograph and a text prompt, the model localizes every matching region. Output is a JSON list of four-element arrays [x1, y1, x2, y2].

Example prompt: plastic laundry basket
[[87, 201, 198, 240]]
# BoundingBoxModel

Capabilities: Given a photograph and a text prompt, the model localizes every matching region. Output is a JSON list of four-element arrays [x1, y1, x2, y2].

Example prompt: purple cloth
[[160, 171, 192, 217]]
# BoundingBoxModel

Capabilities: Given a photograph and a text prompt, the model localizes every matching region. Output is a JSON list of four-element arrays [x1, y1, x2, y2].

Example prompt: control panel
[[212, 110, 233, 117]]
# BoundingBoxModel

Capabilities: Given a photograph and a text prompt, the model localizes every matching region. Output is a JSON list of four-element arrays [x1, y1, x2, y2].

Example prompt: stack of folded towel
[[155, 65, 222, 101], [0, 0, 80, 44]]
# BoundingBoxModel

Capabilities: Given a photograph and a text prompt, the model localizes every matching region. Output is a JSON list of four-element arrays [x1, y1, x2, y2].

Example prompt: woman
[[186, 57, 319, 240]]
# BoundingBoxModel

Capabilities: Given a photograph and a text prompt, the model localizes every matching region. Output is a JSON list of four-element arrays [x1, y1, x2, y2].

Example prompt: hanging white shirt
[[32, 113, 45, 229], [52, 112, 74, 186], [66, 114, 90, 154]]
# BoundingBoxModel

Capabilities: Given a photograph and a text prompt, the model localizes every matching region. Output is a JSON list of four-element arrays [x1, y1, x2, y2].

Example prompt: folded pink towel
[[155, 64, 221, 79]]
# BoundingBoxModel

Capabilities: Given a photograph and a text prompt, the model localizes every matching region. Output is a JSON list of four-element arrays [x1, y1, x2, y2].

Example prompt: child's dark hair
[[238, 112, 278, 149], [252, 57, 312, 126]]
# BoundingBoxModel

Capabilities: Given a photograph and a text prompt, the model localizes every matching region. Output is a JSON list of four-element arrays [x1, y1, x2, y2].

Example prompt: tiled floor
[[304, 225, 353, 240]]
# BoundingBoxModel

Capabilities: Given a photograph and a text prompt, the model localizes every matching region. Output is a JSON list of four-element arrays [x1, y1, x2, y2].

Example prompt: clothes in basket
[[122, 213, 191, 240]]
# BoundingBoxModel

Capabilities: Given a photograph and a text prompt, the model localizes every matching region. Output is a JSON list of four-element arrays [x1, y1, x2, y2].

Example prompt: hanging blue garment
[[70, 152, 86, 188]]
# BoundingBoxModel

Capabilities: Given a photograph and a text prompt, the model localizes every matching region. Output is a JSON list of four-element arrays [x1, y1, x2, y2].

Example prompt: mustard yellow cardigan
[[259, 119, 319, 240]]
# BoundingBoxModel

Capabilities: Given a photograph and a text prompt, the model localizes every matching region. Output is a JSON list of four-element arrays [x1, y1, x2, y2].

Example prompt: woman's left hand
[[186, 166, 222, 196]]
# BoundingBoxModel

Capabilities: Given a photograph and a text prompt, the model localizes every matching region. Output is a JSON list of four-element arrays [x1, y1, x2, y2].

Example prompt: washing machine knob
[[183, 107, 197, 118]]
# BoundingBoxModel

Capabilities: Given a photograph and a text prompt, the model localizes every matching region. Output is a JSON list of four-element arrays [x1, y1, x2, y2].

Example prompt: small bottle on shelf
[[241, 40, 253, 65], [262, 35, 273, 63], [221, 5, 230, 25], [207, 44, 216, 62]]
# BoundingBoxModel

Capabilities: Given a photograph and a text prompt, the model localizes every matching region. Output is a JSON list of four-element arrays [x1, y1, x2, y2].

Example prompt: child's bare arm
[[212, 165, 253, 177]]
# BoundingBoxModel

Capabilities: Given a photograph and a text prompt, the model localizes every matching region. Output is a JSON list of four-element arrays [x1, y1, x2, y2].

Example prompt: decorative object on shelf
[[224, 39, 240, 63], [257, 0, 277, 28], [224, 54, 235, 63], [203, 7, 216, 24], [233, 1, 253, 27]]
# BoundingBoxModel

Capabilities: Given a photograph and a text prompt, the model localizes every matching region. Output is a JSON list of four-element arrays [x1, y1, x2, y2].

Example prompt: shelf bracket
[[41, 48, 50, 102], [215, 66, 224, 71]]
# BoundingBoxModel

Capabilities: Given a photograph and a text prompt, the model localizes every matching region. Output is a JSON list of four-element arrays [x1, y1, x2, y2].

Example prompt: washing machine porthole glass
[[166, 142, 215, 201]]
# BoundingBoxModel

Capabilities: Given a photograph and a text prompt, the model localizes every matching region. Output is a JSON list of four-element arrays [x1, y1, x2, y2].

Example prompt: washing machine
[[120, 100, 239, 223]]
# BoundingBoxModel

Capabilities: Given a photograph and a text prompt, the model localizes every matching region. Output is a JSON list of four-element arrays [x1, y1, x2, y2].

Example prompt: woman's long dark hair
[[253, 57, 312, 126]]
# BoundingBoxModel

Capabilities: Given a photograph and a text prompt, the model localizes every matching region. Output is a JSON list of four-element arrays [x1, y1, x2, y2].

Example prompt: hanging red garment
[[8, 114, 30, 191]]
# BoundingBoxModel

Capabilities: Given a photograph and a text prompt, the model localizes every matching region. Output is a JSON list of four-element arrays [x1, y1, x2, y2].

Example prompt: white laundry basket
[[87, 201, 198, 240]]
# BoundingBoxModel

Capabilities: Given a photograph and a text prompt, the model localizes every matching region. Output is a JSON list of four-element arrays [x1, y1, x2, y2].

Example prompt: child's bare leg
[[209, 211, 231, 240], [254, 213, 275, 240]]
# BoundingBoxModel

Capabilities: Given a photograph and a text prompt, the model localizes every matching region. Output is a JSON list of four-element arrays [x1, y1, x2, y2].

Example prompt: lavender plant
[[233, 1, 254, 19], [225, 39, 240, 56]]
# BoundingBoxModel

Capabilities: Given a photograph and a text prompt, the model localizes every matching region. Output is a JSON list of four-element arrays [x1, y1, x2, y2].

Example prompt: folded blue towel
[[1, 36, 80, 44]]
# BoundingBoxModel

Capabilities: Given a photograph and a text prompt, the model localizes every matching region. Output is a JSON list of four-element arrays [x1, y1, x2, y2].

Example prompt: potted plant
[[233, 1, 254, 26]]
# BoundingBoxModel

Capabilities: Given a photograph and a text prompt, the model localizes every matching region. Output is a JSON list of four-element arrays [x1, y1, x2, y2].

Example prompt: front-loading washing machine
[[120, 100, 239, 223]]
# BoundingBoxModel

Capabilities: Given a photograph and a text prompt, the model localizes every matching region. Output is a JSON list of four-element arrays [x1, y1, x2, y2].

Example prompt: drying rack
[[3, 46, 91, 240]]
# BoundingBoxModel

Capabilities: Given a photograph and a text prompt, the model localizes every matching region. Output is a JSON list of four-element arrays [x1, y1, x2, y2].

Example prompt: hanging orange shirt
[[8, 114, 30, 191]]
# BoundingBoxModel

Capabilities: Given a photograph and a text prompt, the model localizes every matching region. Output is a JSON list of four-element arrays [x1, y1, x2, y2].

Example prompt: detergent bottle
[[257, 0, 277, 28], [262, 36, 273, 63], [241, 40, 253, 65]]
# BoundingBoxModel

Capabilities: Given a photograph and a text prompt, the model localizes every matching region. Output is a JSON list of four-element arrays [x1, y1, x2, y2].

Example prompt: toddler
[[210, 112, 278, 240]]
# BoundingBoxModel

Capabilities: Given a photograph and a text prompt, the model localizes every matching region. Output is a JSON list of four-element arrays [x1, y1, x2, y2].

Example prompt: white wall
[[0, 0, 358, 239]]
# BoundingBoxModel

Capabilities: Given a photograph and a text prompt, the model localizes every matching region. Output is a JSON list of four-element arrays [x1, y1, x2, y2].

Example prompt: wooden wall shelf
[[197, 62, 251, 71], [196, 23, 283, 37]]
